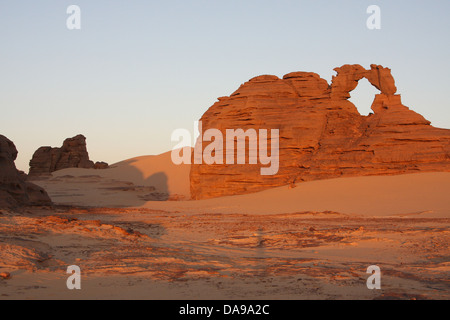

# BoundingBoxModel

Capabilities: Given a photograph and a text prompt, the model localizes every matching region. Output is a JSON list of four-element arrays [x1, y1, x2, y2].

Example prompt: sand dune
[[33, 150, 191, 206], [108, 150, 191, 197], [34, 150, 450, 218], [55, 149, 190, 196], [146, 172, 450, 218]]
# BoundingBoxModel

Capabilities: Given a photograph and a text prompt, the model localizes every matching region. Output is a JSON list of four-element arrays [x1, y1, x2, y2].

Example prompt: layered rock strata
[[190, 64, 450, 199]]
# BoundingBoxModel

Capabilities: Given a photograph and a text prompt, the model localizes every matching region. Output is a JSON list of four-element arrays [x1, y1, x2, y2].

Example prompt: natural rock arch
[[190, 64, 450, 199], [330, 64, 397, 99]]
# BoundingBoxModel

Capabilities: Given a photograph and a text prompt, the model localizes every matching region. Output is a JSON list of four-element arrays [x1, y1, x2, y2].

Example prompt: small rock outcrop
[[0, 135, 52, 208], [94, 161, 109, 170], [190, 64, 450, 199], [29, 135, 108, 177]]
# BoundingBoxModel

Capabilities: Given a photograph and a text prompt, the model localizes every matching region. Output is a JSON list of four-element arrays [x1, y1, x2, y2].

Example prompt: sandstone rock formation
[[29, 135, 108, 177], [190, 64, 450, 199], [94, 161, 109, 170], [0, 135, 52, 208]]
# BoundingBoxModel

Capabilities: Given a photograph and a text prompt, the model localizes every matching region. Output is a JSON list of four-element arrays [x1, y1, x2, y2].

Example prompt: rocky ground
[[1, 206, 448, 300]]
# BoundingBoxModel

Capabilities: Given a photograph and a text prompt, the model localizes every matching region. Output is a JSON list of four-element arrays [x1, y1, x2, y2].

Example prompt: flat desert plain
[[0, 153, 449, 299]]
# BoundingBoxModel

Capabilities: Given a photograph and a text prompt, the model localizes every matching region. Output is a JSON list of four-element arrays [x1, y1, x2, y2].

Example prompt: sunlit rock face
[[0, 135, 52, 208], [190, 64, 450, 199]]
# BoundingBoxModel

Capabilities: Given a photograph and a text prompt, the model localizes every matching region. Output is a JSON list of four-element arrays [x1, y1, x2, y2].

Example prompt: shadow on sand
[[102, 160, 171, 205]]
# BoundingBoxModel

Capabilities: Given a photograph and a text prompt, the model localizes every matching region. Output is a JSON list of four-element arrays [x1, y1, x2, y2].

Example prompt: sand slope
[[33, 150, 191, 206], [109, 150, 191, 197], [146, 172, 450, 218], [34, 152, 450, 218]]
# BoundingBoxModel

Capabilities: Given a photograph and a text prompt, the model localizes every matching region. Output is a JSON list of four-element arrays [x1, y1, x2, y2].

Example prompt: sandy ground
[[2, 152, 448, 299], [0, 207, 448, 299], [32, 150, 191, 206], [35, 165, 450, 218]]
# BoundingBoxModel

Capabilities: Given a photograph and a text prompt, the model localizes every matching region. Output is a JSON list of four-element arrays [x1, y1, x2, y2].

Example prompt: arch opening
[[348, 78, 380, 116]]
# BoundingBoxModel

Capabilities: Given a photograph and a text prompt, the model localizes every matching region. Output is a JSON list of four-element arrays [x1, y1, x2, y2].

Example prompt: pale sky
[[1, 0, 449, 171]]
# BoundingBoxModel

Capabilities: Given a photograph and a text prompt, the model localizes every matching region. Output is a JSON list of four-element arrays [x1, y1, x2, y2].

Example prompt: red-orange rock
[[365, 64, 397, 95], [0, 272, 11, 280], [94, 161, 109, 169], [190, 64, 450, 199], [0, 135, 52, 208]]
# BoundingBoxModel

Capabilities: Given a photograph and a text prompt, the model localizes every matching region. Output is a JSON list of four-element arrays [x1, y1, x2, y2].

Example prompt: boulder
[[94, 161, 109, 169]]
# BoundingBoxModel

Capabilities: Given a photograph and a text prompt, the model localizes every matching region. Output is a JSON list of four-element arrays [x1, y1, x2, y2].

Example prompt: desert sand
[[34, 152, 450, 218], [0, 151, 449, 300]]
